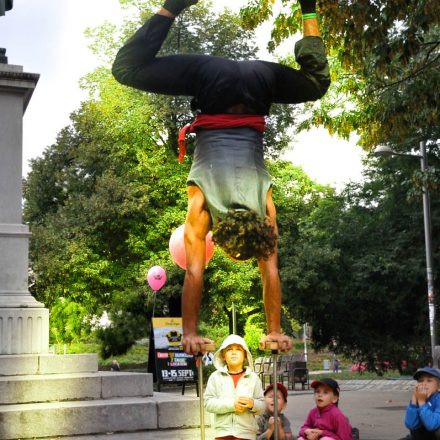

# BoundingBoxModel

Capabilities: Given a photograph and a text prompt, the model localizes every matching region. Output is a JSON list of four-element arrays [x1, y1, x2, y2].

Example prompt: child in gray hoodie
[[204, 334, 265, 439]]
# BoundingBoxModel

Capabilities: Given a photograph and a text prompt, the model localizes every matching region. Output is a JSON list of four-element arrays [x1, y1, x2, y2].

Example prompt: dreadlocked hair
[[212, 209, 277, 260]]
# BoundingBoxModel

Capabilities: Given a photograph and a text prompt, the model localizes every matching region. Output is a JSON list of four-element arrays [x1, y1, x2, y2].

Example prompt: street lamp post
[[374, 141, 437, 363], [303, 323, 308, 363]]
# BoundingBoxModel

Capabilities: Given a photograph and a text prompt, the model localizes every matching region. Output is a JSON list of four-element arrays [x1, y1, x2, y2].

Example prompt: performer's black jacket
[[112, 14, 331, 115]]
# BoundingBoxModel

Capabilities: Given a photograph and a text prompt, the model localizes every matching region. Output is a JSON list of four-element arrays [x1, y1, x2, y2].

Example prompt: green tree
[[24, 0, 312, 354], [241, 0, 440, 150], [240, 0, 440, 369], [281, 151, 440, 372]]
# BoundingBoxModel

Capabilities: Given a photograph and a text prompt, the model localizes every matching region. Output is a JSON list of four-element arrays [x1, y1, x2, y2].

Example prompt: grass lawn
[[52, 342, 149, 370], [310, 370, 413, 380]]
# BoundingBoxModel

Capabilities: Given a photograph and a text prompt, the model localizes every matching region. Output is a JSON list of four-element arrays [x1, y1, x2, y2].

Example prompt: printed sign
[[152, 317, 197, 384]]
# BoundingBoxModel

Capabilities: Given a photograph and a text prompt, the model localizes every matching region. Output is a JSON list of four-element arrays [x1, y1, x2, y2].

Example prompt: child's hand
[[415, 383, 430, 404], [313, 429, 323, 439], [237, 396, 254, 409], [275, 417, 286, 440], [305, 428, 322, 440], [304, 428, 313, 439], [268, 416, 282, 427], [266, 416, 275, 436], [234, 397, 248, 413], [411, 386, 418, 405], [267, 416, 285, 439]]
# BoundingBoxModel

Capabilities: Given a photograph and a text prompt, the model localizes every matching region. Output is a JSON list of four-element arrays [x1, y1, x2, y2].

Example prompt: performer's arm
[[258, 189, 292, 352], [182, 186, 214, 354]]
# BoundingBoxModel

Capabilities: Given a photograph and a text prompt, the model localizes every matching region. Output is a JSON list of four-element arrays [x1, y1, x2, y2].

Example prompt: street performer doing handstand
[[112, 0, 330, 355]]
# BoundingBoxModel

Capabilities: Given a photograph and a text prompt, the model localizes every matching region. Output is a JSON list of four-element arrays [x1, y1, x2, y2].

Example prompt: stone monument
[[0, 50, 50, 354], [0, 51, 201, 439], [0, 6, 204, 438]]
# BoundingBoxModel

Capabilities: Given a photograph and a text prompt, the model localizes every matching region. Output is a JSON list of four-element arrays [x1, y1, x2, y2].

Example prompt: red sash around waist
[[177, 114, 266, 163]]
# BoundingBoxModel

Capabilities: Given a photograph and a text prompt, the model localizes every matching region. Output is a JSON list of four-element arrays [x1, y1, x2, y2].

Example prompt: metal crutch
[[265, 341, 280, 440], [198, 342, 215, 440]]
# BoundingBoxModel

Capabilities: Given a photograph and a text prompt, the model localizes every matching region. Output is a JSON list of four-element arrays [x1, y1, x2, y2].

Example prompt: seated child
[[404, 366, 440, 440], [298, 378, 353, 440], [204, 334, 265, 439], [257, 382, 294, 439]]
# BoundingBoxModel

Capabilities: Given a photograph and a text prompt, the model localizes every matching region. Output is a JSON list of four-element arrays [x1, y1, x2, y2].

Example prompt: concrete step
[[0, 353, 98, 375], [0, 394, 208, 439], [42, 427, 213, 439], [0, 371, 153, 404]]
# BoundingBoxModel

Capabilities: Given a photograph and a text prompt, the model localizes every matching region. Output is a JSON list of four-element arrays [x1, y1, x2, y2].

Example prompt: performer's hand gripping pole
[[198, 343, 215, 440], [265, 341, 280, 440]]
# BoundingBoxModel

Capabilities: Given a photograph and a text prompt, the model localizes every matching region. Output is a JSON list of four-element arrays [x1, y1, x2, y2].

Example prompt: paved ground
[[52, 379, 413, 440]]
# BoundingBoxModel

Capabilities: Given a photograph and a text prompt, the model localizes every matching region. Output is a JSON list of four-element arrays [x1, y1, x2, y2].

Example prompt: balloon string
[[152, 290, 157, 319]]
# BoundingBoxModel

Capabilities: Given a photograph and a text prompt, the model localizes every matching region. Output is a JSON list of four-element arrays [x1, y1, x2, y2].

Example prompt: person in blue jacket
[[404, 367, 440, 439]]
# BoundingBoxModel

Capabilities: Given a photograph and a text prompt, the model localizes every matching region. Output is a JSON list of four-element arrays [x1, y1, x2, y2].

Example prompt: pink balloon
[[169, 224, 215, 270], [147, 266, 167, 291]]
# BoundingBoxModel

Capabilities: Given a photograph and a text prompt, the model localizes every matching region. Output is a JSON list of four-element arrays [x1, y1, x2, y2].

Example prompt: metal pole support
[[265, 341, 279, 440], [272, 348, 279, 440], [197, 353, 205, 440], [197, 342, 215, 440]]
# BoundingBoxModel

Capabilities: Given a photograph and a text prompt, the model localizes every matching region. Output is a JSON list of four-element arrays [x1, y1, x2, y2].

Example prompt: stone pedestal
[[0, 61, 205, 440], [0, 63, 49, 354]]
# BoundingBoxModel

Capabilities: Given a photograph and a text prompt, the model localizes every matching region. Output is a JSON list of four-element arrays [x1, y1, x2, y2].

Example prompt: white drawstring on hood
[[213, 334, 254, 371]]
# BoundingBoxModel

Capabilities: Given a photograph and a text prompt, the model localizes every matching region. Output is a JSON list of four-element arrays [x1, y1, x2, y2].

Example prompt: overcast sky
[[0, 0, 365, 189]]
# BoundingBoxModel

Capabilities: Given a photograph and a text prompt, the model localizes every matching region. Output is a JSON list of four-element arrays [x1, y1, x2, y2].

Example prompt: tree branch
[[376, 54, 440, 93]]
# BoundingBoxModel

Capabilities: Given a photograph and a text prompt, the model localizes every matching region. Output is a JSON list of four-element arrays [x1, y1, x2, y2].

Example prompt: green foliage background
[[23, 0, 317, 357], [23, 0, 440, 371], [240, 0, 440, 371]]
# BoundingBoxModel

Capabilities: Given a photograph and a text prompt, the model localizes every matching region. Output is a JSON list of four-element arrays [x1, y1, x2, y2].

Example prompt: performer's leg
[[112, 14, 175, 85], [112, 12, 216, 97]]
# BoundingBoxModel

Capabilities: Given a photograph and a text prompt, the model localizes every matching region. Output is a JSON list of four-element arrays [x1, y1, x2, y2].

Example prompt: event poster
[[152, 317, 196, 383]]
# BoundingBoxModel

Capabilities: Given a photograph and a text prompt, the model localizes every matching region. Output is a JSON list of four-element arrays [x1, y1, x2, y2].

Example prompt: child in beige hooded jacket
[[204, 334, 265, 439]]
